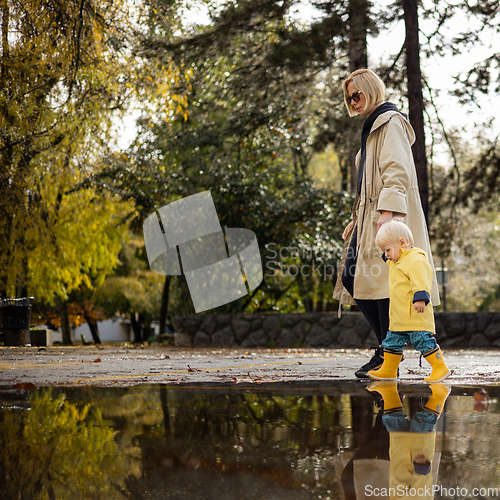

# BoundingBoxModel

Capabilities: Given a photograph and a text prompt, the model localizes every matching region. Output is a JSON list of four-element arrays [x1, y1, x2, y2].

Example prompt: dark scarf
[[357, 102, 404, 195]]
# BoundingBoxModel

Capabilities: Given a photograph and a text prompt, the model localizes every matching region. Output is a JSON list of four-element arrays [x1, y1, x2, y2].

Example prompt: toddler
[[367, 221, 451, 382]]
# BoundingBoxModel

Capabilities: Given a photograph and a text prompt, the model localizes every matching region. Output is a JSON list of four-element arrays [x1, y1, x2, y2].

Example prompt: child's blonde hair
[[375, 220, 414, 248], [343, 69, 386, 117]]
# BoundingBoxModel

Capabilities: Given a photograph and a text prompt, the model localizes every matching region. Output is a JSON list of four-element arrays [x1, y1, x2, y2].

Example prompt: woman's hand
[[377, 211, 393, 231], [342, 221, 354, 240]]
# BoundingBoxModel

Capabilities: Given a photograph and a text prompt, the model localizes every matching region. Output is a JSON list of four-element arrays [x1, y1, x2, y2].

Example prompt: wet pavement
[[2, 346, 500, 499], [0, 346, 499, 387], [1, 380, 499, 499]]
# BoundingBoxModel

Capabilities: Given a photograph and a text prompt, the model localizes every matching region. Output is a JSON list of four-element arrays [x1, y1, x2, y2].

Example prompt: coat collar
[[369, 108, 416, 145], [395, 247, 426, 264], [396, 247, 413, 262]]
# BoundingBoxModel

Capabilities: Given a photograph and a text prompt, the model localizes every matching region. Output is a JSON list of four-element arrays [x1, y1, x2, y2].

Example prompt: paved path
[[1, 346, 499, 388]]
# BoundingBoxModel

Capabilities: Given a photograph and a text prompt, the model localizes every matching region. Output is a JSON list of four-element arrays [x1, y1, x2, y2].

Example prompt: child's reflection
[[339, 382, 450, 500], [374, 382, 450, 499]]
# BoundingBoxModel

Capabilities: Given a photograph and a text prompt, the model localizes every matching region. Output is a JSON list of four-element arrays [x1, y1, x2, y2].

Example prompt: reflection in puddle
[[0, 383, 499, 499], [346, 382, 447, 500]]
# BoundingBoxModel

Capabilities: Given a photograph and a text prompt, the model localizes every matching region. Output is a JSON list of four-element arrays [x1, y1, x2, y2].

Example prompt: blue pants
[[383, 410, 438, 434], [382, 330, 437, 354]]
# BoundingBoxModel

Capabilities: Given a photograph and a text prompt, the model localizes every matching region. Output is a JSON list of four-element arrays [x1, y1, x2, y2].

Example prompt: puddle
[[1, 382, 499, 499]]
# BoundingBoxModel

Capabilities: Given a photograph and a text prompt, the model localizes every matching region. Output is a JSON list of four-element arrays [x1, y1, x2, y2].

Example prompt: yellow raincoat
[[386, 247, 435, 334]]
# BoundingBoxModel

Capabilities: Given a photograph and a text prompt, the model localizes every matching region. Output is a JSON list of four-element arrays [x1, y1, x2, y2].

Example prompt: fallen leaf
[[94, 358, 101, 363], [14, 383, 36, 390]]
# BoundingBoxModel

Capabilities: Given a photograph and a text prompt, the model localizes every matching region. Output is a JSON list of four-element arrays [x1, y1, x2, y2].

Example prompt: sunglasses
[[347, 91, 363, 105]]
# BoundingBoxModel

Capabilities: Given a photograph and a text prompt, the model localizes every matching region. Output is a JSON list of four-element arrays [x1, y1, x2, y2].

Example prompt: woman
[[333, 68, 440, 378]]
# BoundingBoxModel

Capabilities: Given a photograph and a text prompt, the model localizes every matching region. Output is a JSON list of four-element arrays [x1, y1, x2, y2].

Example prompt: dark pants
[[342, 230, 389, 344], [341, 409, 390, 500]]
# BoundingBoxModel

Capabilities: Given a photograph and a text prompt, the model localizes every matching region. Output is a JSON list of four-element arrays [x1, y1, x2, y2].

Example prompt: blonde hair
[[343, 69, 386, 117], [375, 221, 414, 248]]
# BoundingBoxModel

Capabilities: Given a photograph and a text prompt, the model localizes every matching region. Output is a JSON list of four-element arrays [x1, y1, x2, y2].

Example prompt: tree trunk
[[160, 385, 170, 435], [403, 0, 429, 223], [1, 5, 11, 293], [84, 314, 102, 344], [348, 0, 369, 193], [54, 295, 72, 345], [159, 275, 171, 336], [340, 158, 349, 192], [348, 0, 368, 73], [1, 0, 10, 81], [15, 253, 28, 298], [130, 313, 142, 344]]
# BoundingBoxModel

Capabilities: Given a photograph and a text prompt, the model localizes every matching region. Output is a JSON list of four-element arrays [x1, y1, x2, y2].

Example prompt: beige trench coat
[[333, 109, 440, 307]]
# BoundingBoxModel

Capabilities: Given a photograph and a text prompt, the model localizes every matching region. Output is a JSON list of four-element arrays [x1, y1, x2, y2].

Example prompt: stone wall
[[172, 312, 500, 349]]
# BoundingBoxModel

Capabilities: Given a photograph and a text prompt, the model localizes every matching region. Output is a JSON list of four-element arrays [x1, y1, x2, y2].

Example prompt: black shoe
[[367, 386, 383, 408], [355, 347, 384, 379]]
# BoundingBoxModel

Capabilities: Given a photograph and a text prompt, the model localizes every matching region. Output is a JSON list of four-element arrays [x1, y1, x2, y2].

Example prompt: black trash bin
[[0, 297, 35, 346]]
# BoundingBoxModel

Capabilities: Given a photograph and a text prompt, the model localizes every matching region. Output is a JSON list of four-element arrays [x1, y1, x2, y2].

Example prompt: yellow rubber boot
[[366, 381, 403, 412], [424, 383, 451, 415], [423, 347, 451, 382], [367, 349, 402, 380]]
